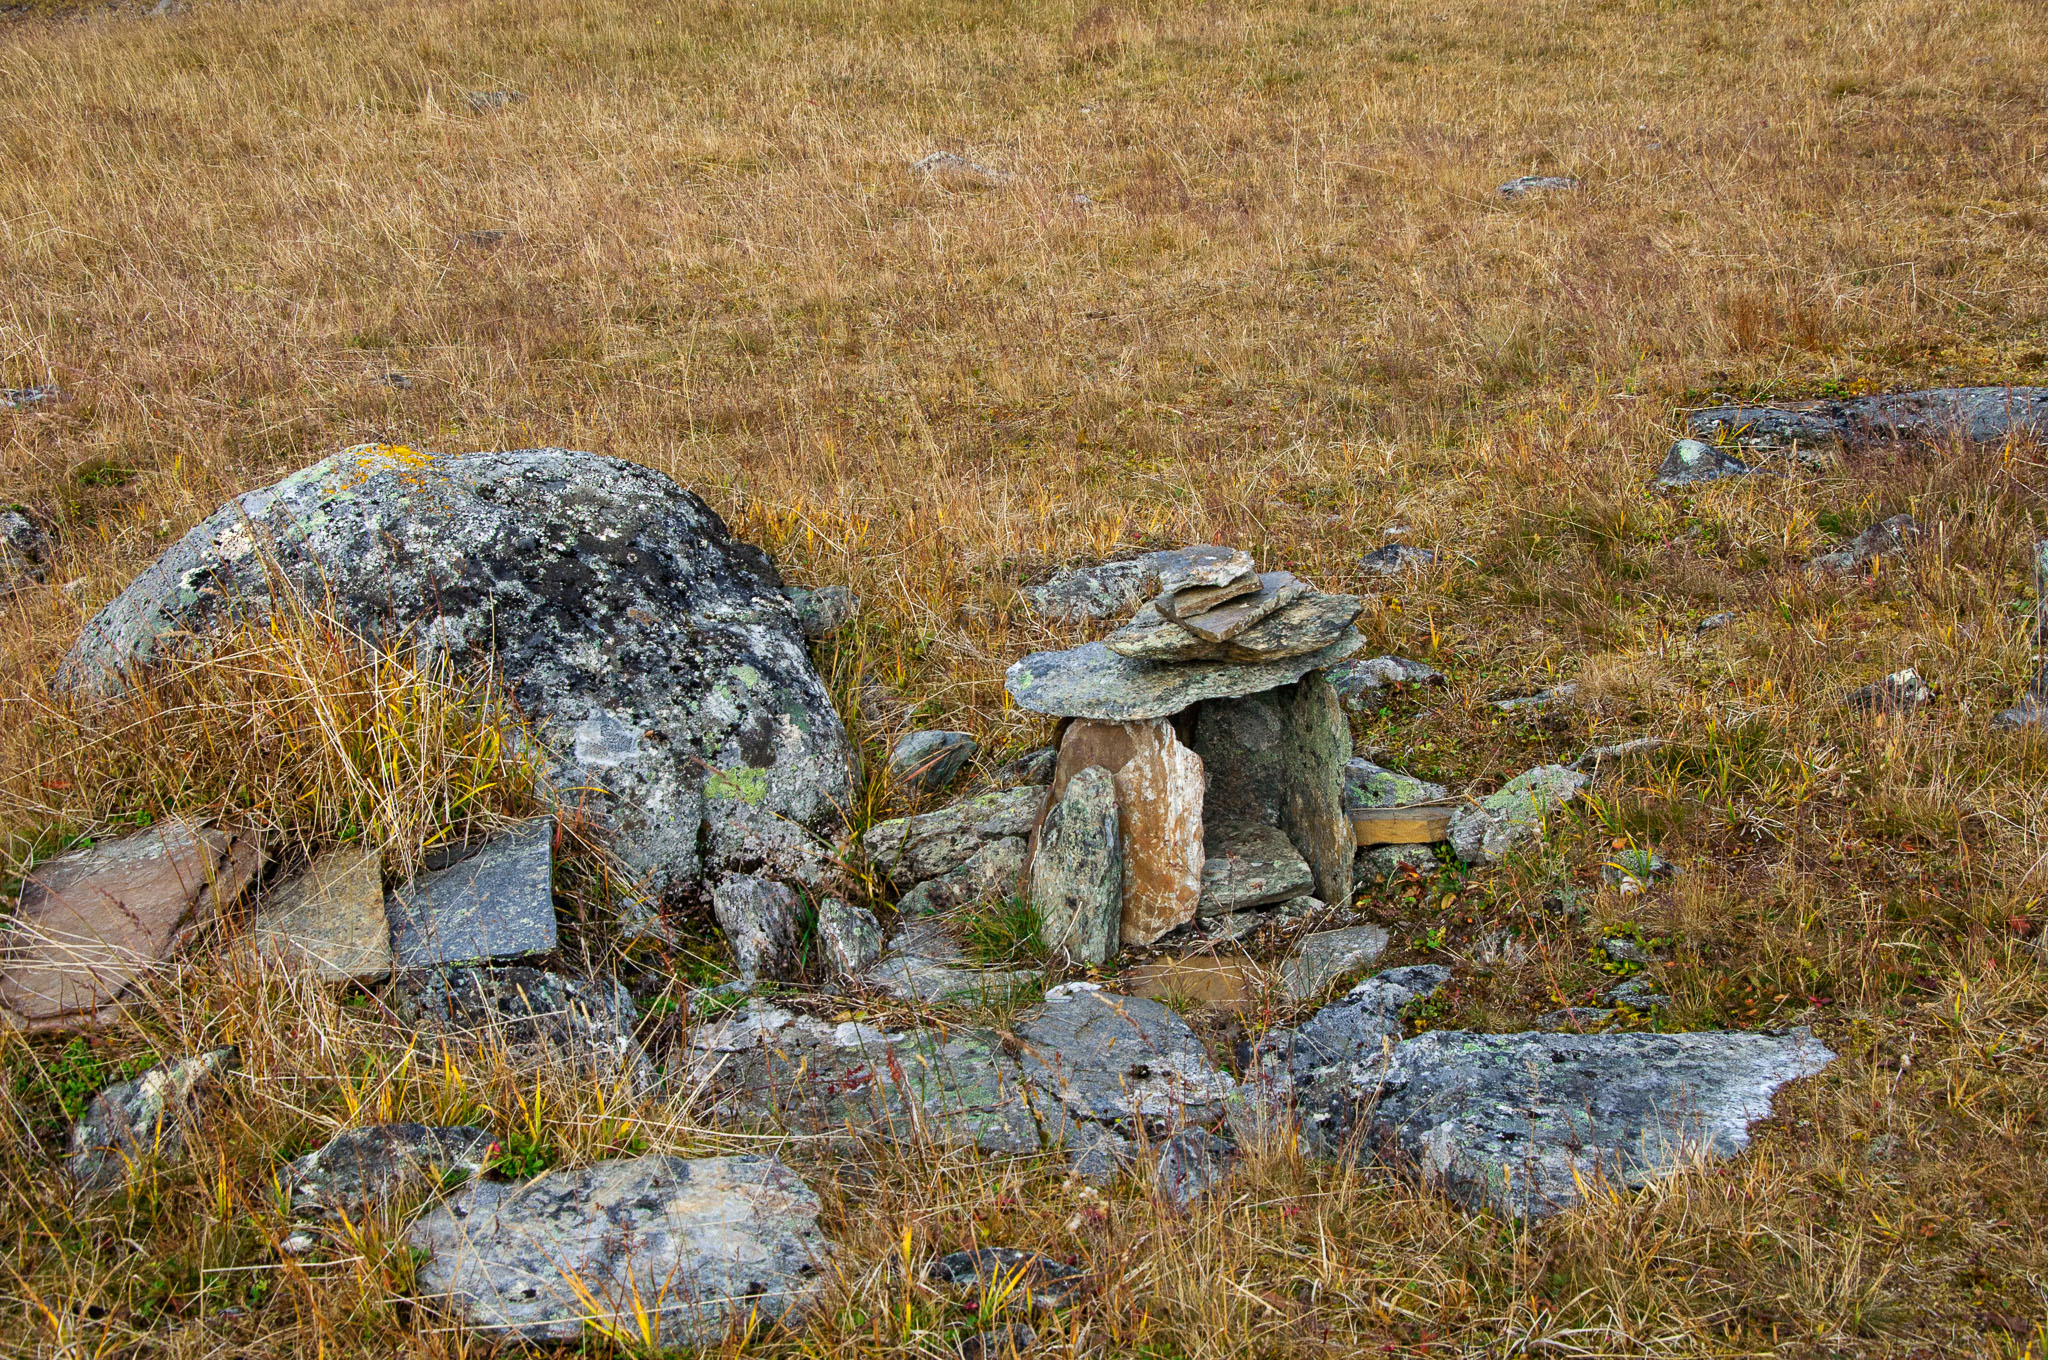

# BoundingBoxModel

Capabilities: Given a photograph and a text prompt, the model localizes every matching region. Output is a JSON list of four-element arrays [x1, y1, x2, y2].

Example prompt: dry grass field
[[4, 0, 2048, 1354]]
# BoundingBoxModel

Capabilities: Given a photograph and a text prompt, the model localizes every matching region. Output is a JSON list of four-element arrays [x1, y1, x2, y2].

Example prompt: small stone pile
[[1101, 547, 1365, 664]]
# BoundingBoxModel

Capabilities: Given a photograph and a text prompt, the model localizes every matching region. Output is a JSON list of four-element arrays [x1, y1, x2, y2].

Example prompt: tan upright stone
[[1044, 718, 1205, 946], [252, 845, 392, 982]]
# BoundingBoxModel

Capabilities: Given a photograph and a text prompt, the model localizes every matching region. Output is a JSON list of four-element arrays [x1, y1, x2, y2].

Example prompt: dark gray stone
[[1281, 925, 1391, 1002], [410, 1153, 826, 1343], [712, 874, 809, 979], [1358, 543, 1436, 577], [1448, 764, 1587, 864], [1696, 611, 1736, 633], [1655, 438, 1756, 487], [785, 584, 859, 639], [1272, 674, 1353, 907], [960, 1324, 1039, 1360], [1493, 682, 1577, 712], [861, 920, 1039, 1006], [1021, 557, 1157, 622], [1013, 983, 1235, 1133], [1066, 1121, 1134, 1182], [862, 787, 1047, 886], [929, 1248, 1084, 1308], [1811, 513, 1920, 573], [1363, 1028, 1834, 1218], [387, 818, 556, 969], [1326, 655, 1443, 706], [283, 1123, 495, 1223], [1689, 387, 2048, 449], [890, 730, 979, 792], [1344, 757, 1447, 810], [0, 508, 48, 595], [1153, 1127, 1234, 1211], [391, 966, 652, 1090], [1005, 634, 1364, 721], [816, 897, 883, 978], [1029, 767, 1123, 966], [988, 747, 1058, 788], [60, 447, 853, 905], [1844, 666, 1932, 713], [69, 1047, 237, 1189], [895, 837, 1027, 916], [1499, 175, 1580, 197], [1197, 817, 1313, 916]]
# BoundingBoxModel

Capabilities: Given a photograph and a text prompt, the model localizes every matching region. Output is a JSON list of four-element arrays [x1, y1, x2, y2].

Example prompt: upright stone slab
[[253, 845, 391, 982], [1029, 767, 1123, 965], [386, 819, 556, 968], [1274, 674, 1353, 908], [1044, 718, 1205, 946]]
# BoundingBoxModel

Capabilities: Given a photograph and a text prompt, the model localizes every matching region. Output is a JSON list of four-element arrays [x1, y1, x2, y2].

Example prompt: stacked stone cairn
[[1004, 547, 1366, 963]]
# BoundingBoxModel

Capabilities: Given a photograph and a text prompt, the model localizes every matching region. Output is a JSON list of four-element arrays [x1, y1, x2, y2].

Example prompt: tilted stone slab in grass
[[2, 820, 259, 1032], [391, 964, 653, 1091], [410, 1154, 827, 1345], [1012, 984, 1235, 1133], [283, 1123, 495, 1224], [1197, 817, 1313, 916], [1447, 764, 1587, 865], [1363, 1028, 1835, 1219], [862, 786, 1047, 887], [253, 844, 390, 983], [387, 819, 556, 968], [1688, 386, 2048, 448], [1280, 925, 1391, 1003], [1004, 633, 1364, 721], [860, 920, 1040, 1007], [1655, 438, 1756, 487], [69, 1046, 238, 1189], [61, 446, 853, 906]]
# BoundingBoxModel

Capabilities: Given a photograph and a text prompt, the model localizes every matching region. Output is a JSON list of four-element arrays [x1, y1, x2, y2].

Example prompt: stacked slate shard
[[1105, 558, 1362, 665]]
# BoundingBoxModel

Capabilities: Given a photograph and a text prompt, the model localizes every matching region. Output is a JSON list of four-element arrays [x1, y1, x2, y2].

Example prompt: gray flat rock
[[816, 897, 883, 977], [1198, 817, 1313, 915], [1242, 965, 1450, 1150], [1006, 632, 1363, 722], [391, 965, 653, 1090], [861, 921, 1039, 1007], [1151, 545, 1256, 596], [1689, 386, 2048, 448], [1104, 602, 1222, 662], [1021, 557, 1159, 622], [896, 837, 1028, 916], [890, 730, 978, 793], [862, 787, 1047, 886], [1153, 1127, 1235, 1211], [1358, 544, 1436, 577], [1, 508, 49, 596], [387, 819, 556, 969], [929, 1248, 1086, 1309], [254, 845, 391, 982], [1366, 1028, 1835, 1218], [1448, 765, 1587, 864], [1655, 438, 1755, 487], [1326, 655, 1444, 706], [1178, 572, 1306, 643], [784, 584, 859, 639], [1281, 925, 1392, 1002], [1013, 983, 1235, 1131], [988, 747, 1057, 788], [1344, 757, 1448, 809], [1210, 591, 1362, 662], [1157, 572, 1260, 621], [1499, 175, 1580, 197], [69, 1047, 238, 1189], [284, 1122, 494, 1223], [410, 1154, 826, 1343]]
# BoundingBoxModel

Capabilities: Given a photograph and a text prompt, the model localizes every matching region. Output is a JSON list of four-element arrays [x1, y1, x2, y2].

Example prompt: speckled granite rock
[[69, 1047, 238, 1189], [60, 446, 853, 905]]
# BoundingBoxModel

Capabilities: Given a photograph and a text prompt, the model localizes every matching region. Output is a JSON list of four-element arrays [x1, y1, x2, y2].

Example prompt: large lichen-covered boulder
[[60, 445, 854, 905]]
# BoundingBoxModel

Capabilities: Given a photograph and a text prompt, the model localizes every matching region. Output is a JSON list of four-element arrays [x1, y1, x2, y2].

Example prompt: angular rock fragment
[[1343, 757, 1448, 810], [283, 1122, 495, 1224], [61, 446, 853, 903], [1280, 925, 1391, 1002], [410, 1154, 826, 1344], [1, 508, 49, 595], [1153, 1127, 1234, 1211], [1447, 764, 1587, 864], [2, 820, 259, 1032], [1499, 175, 1580, 197], [387, 819, 556, 970], [1104, 602, 1221, 662], [1029, 767, 1123, 965], [1245, 965, 1451, 1150], [1152, 545, 1256, 597], [816, 897, 883, 978], [1197, 818, 1314, 916], [863, 787, 1047, 887], [253, 844, 390, 982], [897, 837, 1028, 916], [1811, 513, 1919, 573], [1493, 682, 1576, 712], [1022, 557, 1160, 622], [713, 874, 809, 979], [1157, 572, 1261, 620], [1689, 386, 2048, 449], [391, 966, 653, 1090], [1358, 543, 1436, 577], [861, 921, 1039, 1007], [1178, 572, 1307, 643], [785, 584, 859, 639], [1655, 438, 1756, 487], [891, 730, 978, 793], [69, 1047, 237, 1189], [989, 747, 1058, 788], [1219, 590, 1365, 662], [1013, 984, 1235, 1132], [1005, 634, 1364, 722], [928, 1248, 1086, 1309], [1570, 737, 1665, 772], [1326, 655, 1443, 705], [1844, 666, 1932, 714], [1044, 719, 1204, 946], [1365, 1028, 1835, 1218]]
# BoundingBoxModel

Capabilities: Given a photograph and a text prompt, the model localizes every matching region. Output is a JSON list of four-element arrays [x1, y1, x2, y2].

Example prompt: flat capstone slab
[[387, 819, 556, 968], [1005, 632, 1364, 721]]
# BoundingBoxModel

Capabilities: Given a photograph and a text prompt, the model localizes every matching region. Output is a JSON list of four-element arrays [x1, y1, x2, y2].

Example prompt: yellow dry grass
[[3, 0, 2048, 1354]]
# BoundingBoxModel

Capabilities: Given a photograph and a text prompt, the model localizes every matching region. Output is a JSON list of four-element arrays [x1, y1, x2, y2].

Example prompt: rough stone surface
[[2, 820, 258, 1032], [1281, 925, 1391, 1002], [863, 787, 1047, 887], [711, 875, 808, 979], [61, 446, 854, 905], [1326, 655, 1444, 705], [1448, 764, 1588, 864], [891, 730, 979, 793], [1689, 387, 2048, 449], [1272, 675, 1354, 907], [960, 1324, 1039, 1360], [1, 384, 63, 410], [1013, 983, 1235, 1133], [387, 819, 556, 969], [1656, 438, 1756, 487], [1021, 557, 1158, 622], [1157, 572, 1260, 621], [1358, 544, 1436, 577], [284, 1123, 495, 1222], [785, 584, 859, 639], [1571, 737, 1667, 772], [816, 897, 883, 978], [392, 965, 653, 1090], [1198, 818, 1314, 915], [1344, 757, 1448, 810], [1499, 175, 1580, 197], [1029, 767, 1123, 966], [1152, 546, 1256, 597], [896, 838, 1028, 916], [1104, 602, 1223, 662], [1358, 843, 1437, 883], [1, 508, 49, 595], [69, 1047, 237, 1189], [912, 150, 1013, 184], [1178, 572, 1307, 643], [861, 921, 1039, 1006], [989, 747, 1058, 788], [1044, 719, 1205, 946], [253, 845, 391, 982], [1221, 591, 1365, 662], [1811, 513, 1920, 573], [929, 1248, 1085, 1309], [410, 1154, 826, 1344], [1153, 1127, 1235, 1210], [1493, 682, 1577, 712], [1005, 633, 1364, 721], [1364, 1028, 1835, 1218], [1845, 667, 1933, 713], [1247, 965, 1451, 1152]]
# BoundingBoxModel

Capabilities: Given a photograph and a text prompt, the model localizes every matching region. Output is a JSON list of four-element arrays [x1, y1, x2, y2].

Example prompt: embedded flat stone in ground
[[861, 920, 1040, 1006], [1004, 633, 1364, 721], [284, 1122, 495, 1223], [69, 1046, 238, 1189], [1447, 764, 1587, 865], [1044, 718, 1205, 946], [253, 845, 390, 982], [1013, 984, 1235, 1130], [1198, 817, 1313, 915], [386, 818, 556, 968], [1688, 386, 2048, 449], [410, 1154, 826, 1344], [1, 820, 259, 1032], [1655, 438, 1755, 487], [862, 786, 1047, 886], [391, 965, 653, 1090], [1280, 925, 1391, 1001]]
